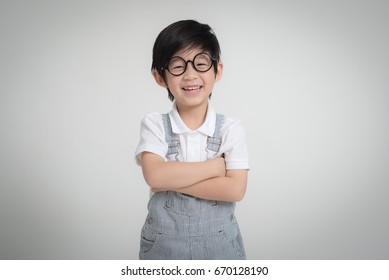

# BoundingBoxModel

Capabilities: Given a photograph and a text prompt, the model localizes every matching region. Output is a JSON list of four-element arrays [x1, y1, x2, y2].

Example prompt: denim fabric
[[139, 192, 246, 260], [139, 113, 246, 260]]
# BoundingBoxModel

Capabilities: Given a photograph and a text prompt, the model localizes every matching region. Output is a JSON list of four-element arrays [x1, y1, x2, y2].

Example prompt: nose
[[183, 61, 197, 79]]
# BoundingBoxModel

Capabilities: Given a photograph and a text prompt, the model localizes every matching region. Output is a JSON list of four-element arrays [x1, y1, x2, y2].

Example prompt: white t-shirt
[[135, 101, 249, 170]]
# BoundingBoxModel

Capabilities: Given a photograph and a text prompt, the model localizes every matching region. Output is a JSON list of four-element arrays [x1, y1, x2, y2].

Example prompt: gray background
[[1, 0, 388, 259]]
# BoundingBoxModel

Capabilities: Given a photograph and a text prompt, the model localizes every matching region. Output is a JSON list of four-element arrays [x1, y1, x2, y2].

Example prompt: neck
[[176, 102, 208, 130]]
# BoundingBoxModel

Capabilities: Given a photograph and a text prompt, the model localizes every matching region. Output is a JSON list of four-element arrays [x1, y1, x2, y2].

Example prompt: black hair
[[151, 20, 221, 101]]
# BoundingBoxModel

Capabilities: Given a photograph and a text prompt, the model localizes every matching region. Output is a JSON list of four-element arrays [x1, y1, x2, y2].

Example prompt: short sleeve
[[220, 118, 250, 170], [134, 113, 167, 165]]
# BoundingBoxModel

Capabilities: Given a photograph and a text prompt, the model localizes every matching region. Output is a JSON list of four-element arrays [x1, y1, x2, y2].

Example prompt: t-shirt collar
[[169, 101, 216, 137]]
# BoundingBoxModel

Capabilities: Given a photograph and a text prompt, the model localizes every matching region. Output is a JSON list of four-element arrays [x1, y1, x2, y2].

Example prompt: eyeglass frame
[[161, 52, 218, 76]]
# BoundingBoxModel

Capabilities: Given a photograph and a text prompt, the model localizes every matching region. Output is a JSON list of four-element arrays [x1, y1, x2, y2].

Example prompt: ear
[[152, 69, 168, 88], [215, 62, 223, 82]]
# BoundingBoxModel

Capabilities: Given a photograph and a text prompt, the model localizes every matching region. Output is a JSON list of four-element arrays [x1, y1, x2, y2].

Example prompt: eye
[[194, 60, 211, 70], [194, 54, 212, 68], [168, 57, 186, 73]]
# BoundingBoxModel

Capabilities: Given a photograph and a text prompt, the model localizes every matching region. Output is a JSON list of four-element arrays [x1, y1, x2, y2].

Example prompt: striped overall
[[139, 113, 246, 260]]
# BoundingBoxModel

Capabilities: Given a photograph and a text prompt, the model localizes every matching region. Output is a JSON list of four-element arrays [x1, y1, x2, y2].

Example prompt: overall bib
[[139, 113, 246, 260]]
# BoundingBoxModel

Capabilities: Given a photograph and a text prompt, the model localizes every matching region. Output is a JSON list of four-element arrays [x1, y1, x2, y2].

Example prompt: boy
[[135, 20, 249, 259]]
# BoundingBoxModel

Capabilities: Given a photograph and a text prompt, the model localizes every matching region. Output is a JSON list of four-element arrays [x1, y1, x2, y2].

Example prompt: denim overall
[[139, 113, 246, 260]]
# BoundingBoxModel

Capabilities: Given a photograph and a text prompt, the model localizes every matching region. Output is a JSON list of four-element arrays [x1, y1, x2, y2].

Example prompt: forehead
[[173, 46, 205, 59]]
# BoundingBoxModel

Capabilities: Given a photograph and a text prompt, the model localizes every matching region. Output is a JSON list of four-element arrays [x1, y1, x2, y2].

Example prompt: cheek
[[205, 76, 218, 86], [165, 77, 180, 88]]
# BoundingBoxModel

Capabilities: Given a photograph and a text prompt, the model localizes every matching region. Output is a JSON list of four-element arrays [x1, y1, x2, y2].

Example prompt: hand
[[213, 156, 226, 178]]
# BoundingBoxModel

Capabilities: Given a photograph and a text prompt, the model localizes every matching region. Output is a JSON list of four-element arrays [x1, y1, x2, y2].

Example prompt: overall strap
[[207, 113, 224, 153], [161, 113, 180, 160]]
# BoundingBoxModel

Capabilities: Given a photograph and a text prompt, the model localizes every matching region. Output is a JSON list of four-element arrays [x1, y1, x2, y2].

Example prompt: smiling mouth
[[182, 86, 202, 92]]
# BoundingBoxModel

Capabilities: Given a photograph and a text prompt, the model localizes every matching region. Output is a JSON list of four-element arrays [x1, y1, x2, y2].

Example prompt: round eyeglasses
[[163, 53, 217, 76]]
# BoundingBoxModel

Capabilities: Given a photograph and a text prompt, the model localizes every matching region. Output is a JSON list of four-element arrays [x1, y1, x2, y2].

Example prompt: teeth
[[183, 86, 200, 91]]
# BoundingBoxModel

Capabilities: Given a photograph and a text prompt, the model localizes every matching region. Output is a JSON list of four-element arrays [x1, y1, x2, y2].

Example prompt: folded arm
[[140, 152, 226, 189], [141, 152, 248, 202], [164, 169, 248, 202]]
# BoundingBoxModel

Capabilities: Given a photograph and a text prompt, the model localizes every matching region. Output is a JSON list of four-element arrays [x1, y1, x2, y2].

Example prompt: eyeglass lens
[[167, 53, 214, 76]]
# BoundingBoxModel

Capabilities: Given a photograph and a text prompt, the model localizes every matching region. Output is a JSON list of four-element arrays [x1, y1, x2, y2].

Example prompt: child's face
[[153, 47, 223, 110]]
